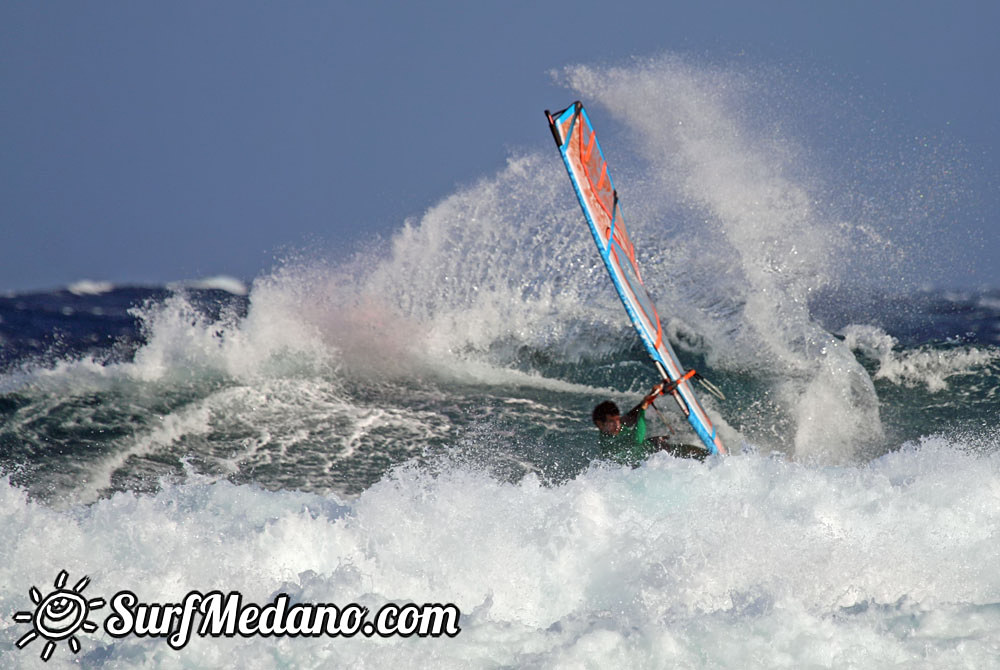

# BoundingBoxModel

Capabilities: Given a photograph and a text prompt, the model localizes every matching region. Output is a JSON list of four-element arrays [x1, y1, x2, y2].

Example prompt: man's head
[[592, 400, 622, 435]]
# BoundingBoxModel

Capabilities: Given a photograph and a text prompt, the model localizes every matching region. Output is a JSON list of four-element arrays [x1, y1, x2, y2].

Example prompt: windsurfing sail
[[545, 101, 726, 455]]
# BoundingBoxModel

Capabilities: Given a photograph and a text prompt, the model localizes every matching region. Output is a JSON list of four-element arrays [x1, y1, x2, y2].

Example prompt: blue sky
[[3, 1, 998, 292]]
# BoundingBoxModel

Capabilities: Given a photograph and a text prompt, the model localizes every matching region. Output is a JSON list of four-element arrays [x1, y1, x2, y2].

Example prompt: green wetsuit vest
[[598, 408, 653, 466]]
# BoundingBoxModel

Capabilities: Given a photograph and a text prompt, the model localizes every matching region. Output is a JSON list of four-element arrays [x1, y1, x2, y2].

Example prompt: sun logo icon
[[13, 570, 106, 662]]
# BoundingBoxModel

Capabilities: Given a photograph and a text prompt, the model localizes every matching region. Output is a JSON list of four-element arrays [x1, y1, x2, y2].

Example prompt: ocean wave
[[167, 275, 249, 296], [842, 324, 1000, 392], [67, 280, 115, 296], [2, 438, 998, 668]]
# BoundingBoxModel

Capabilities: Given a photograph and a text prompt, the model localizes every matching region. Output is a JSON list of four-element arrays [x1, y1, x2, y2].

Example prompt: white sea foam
[[842, 324, 1000, 392], [978, 294, 1000, 311], [167, 275, 249, 295], [2, 437, 998, 668], [67, 280, 115, 296]]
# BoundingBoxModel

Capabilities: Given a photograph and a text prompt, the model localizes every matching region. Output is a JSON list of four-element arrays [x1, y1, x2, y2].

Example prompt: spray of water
[[9, 55, 957, 502], [123, 55, 899, 463], [560, 57, 887, 460]]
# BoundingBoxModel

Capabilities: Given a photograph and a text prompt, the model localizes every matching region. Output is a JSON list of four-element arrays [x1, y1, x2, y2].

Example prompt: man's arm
[[622, 403, 643, 427], [621, 383, 666, 443]]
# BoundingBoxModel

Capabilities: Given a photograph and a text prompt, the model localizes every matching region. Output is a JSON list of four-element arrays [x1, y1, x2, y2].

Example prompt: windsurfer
[[593, 383, 707, 464]]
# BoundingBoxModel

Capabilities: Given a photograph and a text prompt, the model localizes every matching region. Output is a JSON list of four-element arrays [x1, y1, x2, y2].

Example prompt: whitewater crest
[[68, 280, 115, 296], [842, 324, 1000, 392], [3, 437, 1000, 667]]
